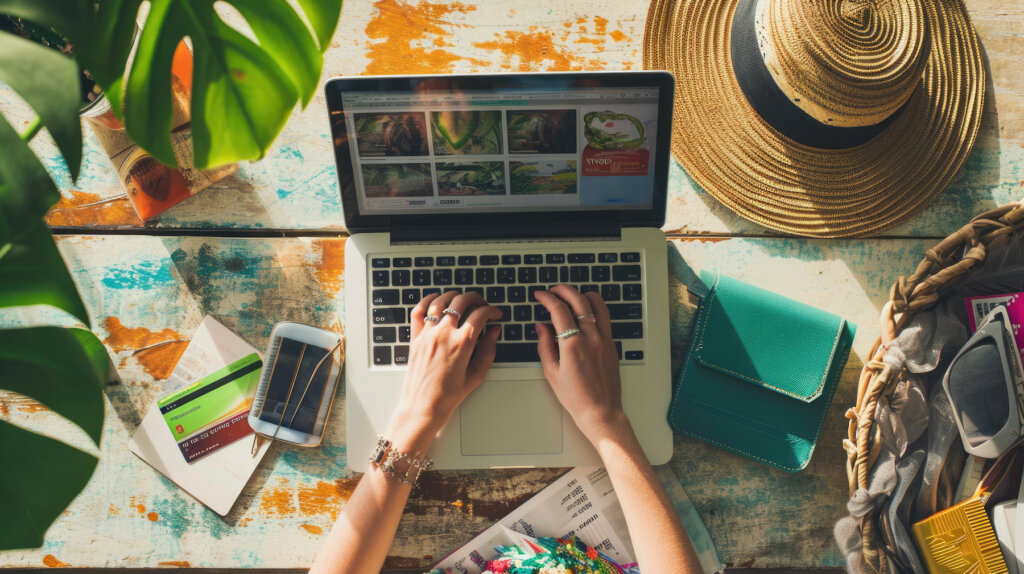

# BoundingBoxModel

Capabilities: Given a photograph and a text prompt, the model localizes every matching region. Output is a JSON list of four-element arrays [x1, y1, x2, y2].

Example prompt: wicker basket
[[843, 202, 1024, 573]]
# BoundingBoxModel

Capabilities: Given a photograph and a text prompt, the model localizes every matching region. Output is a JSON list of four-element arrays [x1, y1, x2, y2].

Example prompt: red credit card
[[176, 410, 254, 463]]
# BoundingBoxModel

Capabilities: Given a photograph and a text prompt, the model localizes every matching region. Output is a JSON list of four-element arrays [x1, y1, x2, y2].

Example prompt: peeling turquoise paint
[[101, 260, 175, 290]]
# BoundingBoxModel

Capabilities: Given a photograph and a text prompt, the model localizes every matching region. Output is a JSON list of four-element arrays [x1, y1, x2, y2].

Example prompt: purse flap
[[692, 272, 849, 403]]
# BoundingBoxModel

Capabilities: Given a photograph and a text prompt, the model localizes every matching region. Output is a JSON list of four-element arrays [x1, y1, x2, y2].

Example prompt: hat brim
[[643, 0, 985, 237]]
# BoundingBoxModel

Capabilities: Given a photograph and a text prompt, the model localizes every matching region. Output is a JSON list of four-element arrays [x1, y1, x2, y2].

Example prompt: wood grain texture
[[0, 235, 928, 568]]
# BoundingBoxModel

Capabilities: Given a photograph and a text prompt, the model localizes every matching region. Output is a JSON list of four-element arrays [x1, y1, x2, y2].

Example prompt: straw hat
[[644, 0, 985, 237]]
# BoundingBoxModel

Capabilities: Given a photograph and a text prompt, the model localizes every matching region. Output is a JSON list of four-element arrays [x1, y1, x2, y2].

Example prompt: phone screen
[[258, 337, 334, 434]]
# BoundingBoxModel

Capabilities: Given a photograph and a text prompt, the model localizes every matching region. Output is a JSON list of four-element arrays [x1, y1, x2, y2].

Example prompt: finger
[[467, 324, 501, 385], [461, 303, 502, 340], [536, 322, 560, 381], [441, 291, 487, 326], [549, 285, 597, 335], [426, 290, 461, 326], [410, 292, 441, 339], [534, 290, 579, 337], [583, 291, 614, 340]]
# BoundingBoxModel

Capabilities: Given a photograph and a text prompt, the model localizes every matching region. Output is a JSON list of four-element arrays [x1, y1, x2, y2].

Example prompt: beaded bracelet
[[368, 435, 434, 485]]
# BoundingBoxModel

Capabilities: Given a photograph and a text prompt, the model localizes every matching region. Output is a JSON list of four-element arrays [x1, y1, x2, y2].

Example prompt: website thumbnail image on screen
[[341, 86, 660, 215]]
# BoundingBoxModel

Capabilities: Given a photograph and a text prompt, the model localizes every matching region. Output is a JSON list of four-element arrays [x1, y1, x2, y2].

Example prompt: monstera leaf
[[0, 327, 107, 549], [0, 28, 81, 242], [0, 7, 107, 549], [0, 0, 342, 549], [102, 0, 342, 169]]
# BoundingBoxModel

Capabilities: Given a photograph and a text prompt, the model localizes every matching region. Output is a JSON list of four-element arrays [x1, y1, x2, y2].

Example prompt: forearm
[[585, 414, 702, 573], [309, 419, 435, 574]]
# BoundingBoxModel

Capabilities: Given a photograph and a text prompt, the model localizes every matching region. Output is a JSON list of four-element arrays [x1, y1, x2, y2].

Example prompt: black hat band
[[729, 0, 908, 150]]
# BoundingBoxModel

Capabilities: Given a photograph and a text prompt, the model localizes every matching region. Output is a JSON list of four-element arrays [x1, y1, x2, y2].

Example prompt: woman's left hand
[[388, 290, 502, 447]]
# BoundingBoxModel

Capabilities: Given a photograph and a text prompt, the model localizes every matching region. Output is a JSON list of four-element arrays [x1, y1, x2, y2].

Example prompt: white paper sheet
[[128, 315, 270, 516], [431, 465, 723, 574]]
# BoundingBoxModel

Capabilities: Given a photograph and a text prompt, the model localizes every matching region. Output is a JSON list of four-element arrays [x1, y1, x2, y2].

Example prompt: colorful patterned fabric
[[481, 537, 631, 574]]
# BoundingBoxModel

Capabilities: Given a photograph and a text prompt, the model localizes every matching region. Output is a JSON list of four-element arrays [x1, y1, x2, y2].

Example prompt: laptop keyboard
[[368, 250, 646, 366]]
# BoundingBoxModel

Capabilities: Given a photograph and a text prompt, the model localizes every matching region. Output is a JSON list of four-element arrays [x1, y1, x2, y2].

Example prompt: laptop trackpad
[[460, 378, 563, 456]]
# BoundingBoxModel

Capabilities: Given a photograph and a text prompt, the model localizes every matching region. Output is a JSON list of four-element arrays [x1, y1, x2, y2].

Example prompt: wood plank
[[0, 0, 1016, 236], [0, 234, 932, 569]]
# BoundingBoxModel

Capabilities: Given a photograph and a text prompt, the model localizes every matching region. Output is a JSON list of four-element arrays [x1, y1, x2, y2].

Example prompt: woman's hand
[[534, 285, 628, 442], [388, 290, 502, 450]]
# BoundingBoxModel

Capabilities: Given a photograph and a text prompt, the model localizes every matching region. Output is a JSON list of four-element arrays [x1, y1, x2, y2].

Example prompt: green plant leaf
[[0, 213, 90, 326], [0, 107, 60, 243], [231, 0, 321, 106], [103, 0, 342, 169], [0, 0, 136, 118], [0, 31, 83, 179], [0, 0, 92, 49], [0, 419, 98, 549], [0, 327, 107, 445], [70, 327, 110, 384], [294, 0, 343, 52], [78, 0, 143, 120]]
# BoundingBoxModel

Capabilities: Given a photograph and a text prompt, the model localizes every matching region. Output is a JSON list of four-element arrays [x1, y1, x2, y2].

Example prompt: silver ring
[[442, 308, 462, 321], [575, 314, 598, 323], [555, 328, 581, 340], [424, 314, 441, 323]]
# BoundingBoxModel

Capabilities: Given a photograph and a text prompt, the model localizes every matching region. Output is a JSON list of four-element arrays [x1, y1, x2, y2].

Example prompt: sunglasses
[[943, 306, 1024, 459]]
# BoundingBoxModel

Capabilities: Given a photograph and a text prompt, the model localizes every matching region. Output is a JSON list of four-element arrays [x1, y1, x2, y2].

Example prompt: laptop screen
[[325, 73, 674, 232]]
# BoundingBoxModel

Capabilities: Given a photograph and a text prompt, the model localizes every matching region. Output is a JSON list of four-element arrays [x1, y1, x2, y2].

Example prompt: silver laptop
[[326, 72, 675, 470]]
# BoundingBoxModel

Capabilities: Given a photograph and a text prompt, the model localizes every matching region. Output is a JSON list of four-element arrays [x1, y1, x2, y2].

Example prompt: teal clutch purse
[[670, 272, 856, 472]]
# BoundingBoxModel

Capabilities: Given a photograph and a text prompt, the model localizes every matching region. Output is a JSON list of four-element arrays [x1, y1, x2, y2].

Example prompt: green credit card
[[158, 353, 262, 440]]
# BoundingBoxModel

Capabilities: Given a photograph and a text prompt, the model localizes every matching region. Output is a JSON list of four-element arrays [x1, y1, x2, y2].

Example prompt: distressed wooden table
[[1, 0, 1022, 571]]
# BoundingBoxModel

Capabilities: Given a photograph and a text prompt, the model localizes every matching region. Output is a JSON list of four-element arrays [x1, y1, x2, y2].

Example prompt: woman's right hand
[[534, 285, 630, 442]]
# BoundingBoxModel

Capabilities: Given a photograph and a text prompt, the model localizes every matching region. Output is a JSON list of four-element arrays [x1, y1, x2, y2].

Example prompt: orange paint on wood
[[300, 524, 324, 535], [473, 28, 607, 72], [363, 0, 487, 75], [45, 190, 140, 227], [109, 503, 120, 515], [314, 238, 347, 295], [103, 317, 189, 380], [17, 402, 48, 413], [147, 511, 160, 521], [610, 30, 628, 42], [136, 503, 146, 514], [297, 479, 358, 520], [259, 487, 296, 516], [157, 561, 192, 568], [42, 555, 68, 568]]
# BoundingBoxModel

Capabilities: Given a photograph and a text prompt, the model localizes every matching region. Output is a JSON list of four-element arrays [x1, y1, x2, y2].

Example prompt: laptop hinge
[[390, 222, 622, 243]]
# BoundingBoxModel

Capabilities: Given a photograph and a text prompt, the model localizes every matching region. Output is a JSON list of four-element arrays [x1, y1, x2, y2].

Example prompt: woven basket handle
[[843, 202, 1024, 573], [846, 202, 1024, 492]]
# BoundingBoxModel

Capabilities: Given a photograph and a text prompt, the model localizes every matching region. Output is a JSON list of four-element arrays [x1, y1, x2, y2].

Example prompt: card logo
[[175, 424, 184, 434]]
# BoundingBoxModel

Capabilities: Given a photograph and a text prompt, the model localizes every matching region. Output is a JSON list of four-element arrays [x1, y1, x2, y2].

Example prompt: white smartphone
[[248, 322, 343, 446]]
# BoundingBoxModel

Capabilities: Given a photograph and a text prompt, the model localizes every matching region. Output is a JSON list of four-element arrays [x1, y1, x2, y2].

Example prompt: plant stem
[[20, 116, 42, 142]]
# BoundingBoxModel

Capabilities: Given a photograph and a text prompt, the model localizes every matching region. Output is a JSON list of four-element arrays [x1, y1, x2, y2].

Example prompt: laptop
[[325, 71, 675, 470]]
